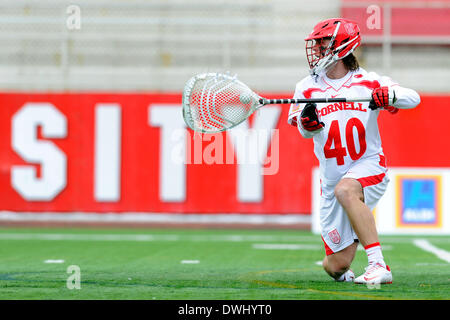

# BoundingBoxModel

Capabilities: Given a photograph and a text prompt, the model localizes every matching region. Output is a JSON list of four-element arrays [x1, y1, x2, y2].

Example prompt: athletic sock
[[364, 242, 386, 267]]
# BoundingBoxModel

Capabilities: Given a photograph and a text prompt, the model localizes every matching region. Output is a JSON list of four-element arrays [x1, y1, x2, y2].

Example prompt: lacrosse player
[[288, 18, 420, 284]]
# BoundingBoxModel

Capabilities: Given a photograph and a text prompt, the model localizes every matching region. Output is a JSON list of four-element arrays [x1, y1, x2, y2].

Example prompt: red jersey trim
[[302, 87, 330, 99], [344, 80, 381, 90], [302, 79, 381, 99], [322, 73, 353, 92]]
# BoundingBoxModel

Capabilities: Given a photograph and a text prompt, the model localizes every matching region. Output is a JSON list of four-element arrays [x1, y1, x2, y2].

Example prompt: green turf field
[[0, 227, 448, 300]]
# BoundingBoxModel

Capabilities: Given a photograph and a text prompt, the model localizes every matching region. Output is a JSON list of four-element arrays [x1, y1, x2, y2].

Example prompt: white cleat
[[354, 263, 393, 285], [336, 269, 355, 282]]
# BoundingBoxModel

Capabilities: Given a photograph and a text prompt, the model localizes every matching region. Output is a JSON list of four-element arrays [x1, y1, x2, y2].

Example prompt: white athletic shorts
[[320, 154, 389, 255]]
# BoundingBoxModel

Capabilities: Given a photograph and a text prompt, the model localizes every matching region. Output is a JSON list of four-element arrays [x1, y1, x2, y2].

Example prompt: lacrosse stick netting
[[182, 73, 261, 133]]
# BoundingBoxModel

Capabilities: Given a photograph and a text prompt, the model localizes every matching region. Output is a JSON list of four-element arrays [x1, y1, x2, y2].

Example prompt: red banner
[[0, 92, 448, 214], [341, 1, 450, 37]]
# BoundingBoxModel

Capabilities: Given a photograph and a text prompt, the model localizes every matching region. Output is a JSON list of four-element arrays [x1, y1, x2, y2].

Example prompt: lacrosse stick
[[182, 72, 391, 133]]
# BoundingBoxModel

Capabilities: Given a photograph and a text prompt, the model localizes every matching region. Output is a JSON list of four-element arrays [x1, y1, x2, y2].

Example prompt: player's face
[[312, 38, 331, 58]]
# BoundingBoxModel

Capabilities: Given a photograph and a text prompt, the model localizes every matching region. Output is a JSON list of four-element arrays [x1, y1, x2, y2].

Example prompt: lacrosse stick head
[[182, 73, 261, 133]]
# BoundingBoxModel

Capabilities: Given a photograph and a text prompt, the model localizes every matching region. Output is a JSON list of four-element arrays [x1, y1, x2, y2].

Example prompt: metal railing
[[343, 1, 450, 71], [0, 0, 447, 92]]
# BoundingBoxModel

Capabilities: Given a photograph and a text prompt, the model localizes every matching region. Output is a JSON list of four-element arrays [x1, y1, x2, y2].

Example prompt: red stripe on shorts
[[357, 173, 385, 188], [321, 236, 334, 256], [379, 154, 387, 168]]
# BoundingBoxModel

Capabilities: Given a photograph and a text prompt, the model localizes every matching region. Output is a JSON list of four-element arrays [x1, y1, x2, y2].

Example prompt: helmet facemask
[[305, 21, 344, 76], [305, 37, 338, 76]]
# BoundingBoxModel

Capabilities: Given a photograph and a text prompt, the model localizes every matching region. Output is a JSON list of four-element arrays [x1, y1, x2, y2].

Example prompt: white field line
[[252, 244, 393, 251], [44, 259, 65, 264], [181, 260, 200, 264], [415, 262, 449, 266], [380, 237, 450, 244], [413, 239, 450, 263], [357, 245, 392, 251], [0, 211, 311, 225], [0, 233, 179, 242], [0, 232, 319, 243], [1, 232, 445, 250], [252, 244, 321, 250]]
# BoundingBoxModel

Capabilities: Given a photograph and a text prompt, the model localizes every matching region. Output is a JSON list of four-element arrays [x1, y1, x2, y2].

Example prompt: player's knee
[[323, 256, 351, 279], [334, 184, 353, 205], [329, 259, 351, 274], [334, 180, 362, 205]]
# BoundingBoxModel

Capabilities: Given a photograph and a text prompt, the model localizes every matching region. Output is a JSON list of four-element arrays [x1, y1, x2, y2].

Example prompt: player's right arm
[[288, 80, 324, 138]]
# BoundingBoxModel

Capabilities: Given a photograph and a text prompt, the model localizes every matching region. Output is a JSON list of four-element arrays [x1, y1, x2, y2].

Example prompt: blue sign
[[399, 177, 439, 226]]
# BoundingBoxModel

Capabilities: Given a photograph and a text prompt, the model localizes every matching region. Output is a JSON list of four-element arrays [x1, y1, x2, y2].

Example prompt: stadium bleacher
[[0, 0, 448, 93]]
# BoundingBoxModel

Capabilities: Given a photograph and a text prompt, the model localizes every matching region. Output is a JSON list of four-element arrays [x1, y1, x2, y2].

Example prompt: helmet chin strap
[[310, 53, 339, 76]]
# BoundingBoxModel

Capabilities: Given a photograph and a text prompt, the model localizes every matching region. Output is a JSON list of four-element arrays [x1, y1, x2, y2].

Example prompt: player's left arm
[[388, 85, 421, 109], [369, 76, 421, 112]]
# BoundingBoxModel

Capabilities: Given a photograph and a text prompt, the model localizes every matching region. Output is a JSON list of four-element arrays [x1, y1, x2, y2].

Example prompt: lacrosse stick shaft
[[259, 97, 393, 105]]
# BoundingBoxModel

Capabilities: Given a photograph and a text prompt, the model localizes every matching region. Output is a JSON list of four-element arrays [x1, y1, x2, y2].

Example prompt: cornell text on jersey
[[319, 102, 367, 116]]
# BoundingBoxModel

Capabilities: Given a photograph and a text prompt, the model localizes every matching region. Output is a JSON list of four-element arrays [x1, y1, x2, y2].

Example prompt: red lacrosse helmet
[[305, 18, 361, 76]]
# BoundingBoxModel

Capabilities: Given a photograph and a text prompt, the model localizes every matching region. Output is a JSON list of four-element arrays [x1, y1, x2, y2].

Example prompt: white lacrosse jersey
[[288, 67, 420, 186]]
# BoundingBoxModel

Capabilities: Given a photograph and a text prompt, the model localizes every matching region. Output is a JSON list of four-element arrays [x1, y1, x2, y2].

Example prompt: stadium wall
[[0, 92, 449, 229]]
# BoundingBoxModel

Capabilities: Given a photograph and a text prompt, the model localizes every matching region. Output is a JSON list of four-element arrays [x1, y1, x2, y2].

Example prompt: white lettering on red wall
[[3, 92, 440, 214]]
